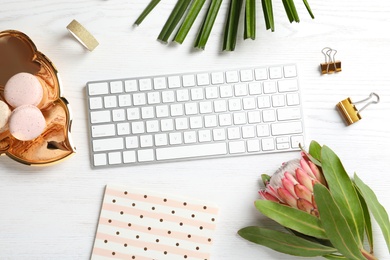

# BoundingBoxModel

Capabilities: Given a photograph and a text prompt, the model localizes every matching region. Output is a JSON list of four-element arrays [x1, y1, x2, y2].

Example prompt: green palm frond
[[134, 0, 314, 51]]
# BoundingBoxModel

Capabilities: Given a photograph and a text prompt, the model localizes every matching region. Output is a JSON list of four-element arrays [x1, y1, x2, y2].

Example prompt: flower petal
[[300, 158, 316, 179], [296, 168, 314, 192], [297, 198, 317, 216], [294, 184, 312, 202], [277, 187, 298, 208], [282, 177, 298, 199], [308, 160, 326, 185], [259, 190, 279, 202]]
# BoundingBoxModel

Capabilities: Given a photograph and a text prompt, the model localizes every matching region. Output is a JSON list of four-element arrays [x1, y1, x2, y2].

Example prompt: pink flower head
[[259, 156, 326, 217]]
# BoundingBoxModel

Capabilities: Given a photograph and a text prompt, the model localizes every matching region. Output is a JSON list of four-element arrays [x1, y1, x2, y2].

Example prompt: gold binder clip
[[336, 93, 380, 125], [320, 47, 342, 74]]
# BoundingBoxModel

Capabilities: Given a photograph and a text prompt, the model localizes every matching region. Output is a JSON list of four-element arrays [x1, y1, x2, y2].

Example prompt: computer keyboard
[[86, 64, 305, 168]]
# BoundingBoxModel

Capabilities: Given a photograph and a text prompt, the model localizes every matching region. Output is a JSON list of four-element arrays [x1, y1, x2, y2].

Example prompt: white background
[[1, 0, 390, 259]]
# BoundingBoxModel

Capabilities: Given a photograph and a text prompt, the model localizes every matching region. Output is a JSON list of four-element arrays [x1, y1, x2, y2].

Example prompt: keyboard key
[[226, 70, 239, 83], [138, 149, 154, 162], [211, 72, 224, 84], [291, 135, 304, 148], [169, 132, 182, 145], [269, 66, 283, 79], [126, 136, 139, 149], [108, 152, 122, 164], [93, 138, 124, 152], [127, 107, 140, 120], [123, 151, 136, 163], [229, 141, 245, 154], [90, 110, 111, 124], [147, 92, 161, 104], [287, 93, 300, 106], [283, 65, 297, 78], [162, 91, 175, 103], [155, 134, 168, 146], [92, 124, 115, 138], [112, 109, 126, 121], [156, 143, 227, 161], [139, 78, 152, 91], [248, 82, 261, 95], [133, 93, 146, 106], [197, 73, 210, 86], [110, 81, 123, 93], [278, 79, 298, 92], [240, 69, 254, 82], [125, 80, 138, 92], [153, 77, 167, 90], [254, 68, 268, 80], [247, 139, 260, 152], [156, 105, 169, 118], [94, 153, 107, 166], [104, 96, 117, 108], [117, 123, 130, 135], [263, 81, 277, 94], [220, 85, 233, 98], [277, 107, 301, 121], [140, 135, 153, 148], [89, 82, 108, 95], [271, 121, 303, 135], [168, 76, 181, 88], [118, 94, 132, 107], [89, 97, 103, 110], [183, 74, 196, 87], [262, 138, 275, 151]]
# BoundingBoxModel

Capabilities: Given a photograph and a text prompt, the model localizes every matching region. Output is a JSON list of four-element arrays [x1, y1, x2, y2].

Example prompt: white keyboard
[[86, 64, 305, 168]]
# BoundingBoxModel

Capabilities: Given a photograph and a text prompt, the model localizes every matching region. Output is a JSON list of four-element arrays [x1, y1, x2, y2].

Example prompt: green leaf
[[314, 184, 366, 260], [261, 174, 271, 186], [302, 0, 315, 18], [255, 200, 327, 239], [321, 146, 365, 246], [308, 140, 322, 164], [354, 173, 390, 252], [223, 0, 244, 51], [194, 0, 222, 49], [282, 0, 300, 23], [244, 0, 256, 40], [134, 0, 161, 25], [261, 0, 274, 31], [158, 0, 192, 43], [174, 0, 206, 44], [238, 227, 337, 257], [354, 181, 374, 252]]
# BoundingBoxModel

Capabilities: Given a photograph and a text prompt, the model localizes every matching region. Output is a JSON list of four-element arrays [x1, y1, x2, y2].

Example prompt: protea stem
[[361, 248, 378, 260]]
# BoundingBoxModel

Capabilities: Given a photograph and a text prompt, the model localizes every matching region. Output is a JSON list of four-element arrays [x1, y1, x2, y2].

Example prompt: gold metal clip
[[320, 47, 341, 74], [336, 93, 380, 125]]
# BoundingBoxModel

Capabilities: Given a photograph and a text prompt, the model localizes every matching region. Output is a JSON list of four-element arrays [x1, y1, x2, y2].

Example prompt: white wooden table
[[1, 0, 390, 259]]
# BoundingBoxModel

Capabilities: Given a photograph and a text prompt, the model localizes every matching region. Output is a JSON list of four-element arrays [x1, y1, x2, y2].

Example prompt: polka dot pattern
[[91, 185, 219, 260]]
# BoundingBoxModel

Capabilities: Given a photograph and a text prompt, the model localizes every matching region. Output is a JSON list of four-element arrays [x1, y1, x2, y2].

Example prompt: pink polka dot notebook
[[91, 185, 219, 260]]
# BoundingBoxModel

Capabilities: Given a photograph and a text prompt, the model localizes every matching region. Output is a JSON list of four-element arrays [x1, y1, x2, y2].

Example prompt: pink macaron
[[4, 72, 43, 108], [0, 100, 12, 133], [9, 105, 46, 141]]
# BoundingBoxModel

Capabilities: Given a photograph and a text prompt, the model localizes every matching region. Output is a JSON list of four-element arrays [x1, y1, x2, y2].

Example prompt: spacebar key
[[156, 143, 227, 161]]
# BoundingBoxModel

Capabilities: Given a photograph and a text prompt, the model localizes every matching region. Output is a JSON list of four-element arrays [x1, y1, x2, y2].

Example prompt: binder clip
[[336, 92, 380, 126], [320, 47, 342, 74]]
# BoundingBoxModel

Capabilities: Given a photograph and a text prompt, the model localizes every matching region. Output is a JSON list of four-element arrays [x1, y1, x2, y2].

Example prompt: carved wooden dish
[[0, 30, 75, 165]]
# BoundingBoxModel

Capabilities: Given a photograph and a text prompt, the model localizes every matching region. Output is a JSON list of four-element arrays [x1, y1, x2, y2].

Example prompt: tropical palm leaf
[[135, 0, 314, 51]]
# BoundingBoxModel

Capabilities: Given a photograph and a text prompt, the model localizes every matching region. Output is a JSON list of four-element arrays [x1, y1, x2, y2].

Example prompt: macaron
[[4, 72, 43, 108], [9, 105, 46, 141], [0, 100, 11, 133]]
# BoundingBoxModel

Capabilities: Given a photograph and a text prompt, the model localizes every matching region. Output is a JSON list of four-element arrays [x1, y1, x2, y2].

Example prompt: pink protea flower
[[259, 153, 327, 217]]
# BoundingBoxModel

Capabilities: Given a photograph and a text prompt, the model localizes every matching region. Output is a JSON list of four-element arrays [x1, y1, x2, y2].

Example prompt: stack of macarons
[[0, 72, 46, 141]]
